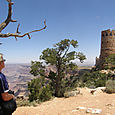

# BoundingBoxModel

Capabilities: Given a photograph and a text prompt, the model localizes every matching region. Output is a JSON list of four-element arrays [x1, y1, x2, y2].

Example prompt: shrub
[[28, 77, 53, 102], [104, 54, 115, 70], [106, 80, 115, 93], [79, 71, 107, 88], [39, 85, 52, 102]]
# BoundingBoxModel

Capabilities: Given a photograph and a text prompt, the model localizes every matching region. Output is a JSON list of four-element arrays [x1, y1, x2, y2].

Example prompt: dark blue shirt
[[0, 72, 9, 93]]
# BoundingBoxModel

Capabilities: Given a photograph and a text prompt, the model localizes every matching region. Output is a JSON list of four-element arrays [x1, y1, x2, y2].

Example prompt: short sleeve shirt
[[0, 72, 9, 94]]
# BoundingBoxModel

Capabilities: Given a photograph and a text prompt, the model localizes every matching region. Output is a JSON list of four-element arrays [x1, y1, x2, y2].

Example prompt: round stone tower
[[98, 29, 115, 69]]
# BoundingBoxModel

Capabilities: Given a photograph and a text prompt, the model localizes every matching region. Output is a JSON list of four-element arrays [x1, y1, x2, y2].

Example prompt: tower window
[[102, 34, 104, 37], [110, 33, 112, 36], [106, 33, 108, 36]]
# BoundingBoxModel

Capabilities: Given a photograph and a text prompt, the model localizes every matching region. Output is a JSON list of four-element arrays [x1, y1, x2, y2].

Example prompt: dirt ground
[[13, 88, 115, 115]]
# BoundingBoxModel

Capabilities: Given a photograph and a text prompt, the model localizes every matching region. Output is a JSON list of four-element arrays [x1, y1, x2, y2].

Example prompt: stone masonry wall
[[97, 29, 115, 69]]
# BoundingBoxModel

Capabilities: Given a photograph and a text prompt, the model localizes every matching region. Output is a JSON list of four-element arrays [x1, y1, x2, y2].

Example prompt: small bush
[[104, 54, 115, 70], [106, 80, 115, 93], [28, 77, 53, 103], [39, 85, 53, 102], [79, 71, 107, 88]]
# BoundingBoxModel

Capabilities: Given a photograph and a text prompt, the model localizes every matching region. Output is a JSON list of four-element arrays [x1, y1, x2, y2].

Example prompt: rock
[[92, 89, 103, 95], [77, 87, 90, 95], [76, 107, 86, 110], [73, 106, 102, 114], [72, 109, 78, 112], [90, 89, 96, 95], [72, 106, 86, 113], [90, 87, 106, 95], [86, 108, 102, 114], [100, 70, 115, 74], [64, 90, 80, 98], [106, 103, 114, 106], [106, 103, 114, 109], [96, 87, 106, 91]]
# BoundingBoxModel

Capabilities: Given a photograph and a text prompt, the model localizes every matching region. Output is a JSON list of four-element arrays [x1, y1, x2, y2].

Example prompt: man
[[0, 53, 10, 95], [0, 53, 16, 115]]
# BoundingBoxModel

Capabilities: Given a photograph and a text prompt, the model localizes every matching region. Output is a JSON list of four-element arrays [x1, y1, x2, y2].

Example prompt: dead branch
[[0, 0, 46, 40], [0, 0, 16, 32], [0, 20, 46, 39]]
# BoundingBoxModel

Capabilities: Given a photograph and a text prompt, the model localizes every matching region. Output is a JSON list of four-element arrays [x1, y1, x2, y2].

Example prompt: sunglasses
[[1, 59, 6, 62]]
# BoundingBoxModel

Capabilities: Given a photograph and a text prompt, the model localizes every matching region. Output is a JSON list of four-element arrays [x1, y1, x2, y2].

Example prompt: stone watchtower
[[96, 29, 115, 69]]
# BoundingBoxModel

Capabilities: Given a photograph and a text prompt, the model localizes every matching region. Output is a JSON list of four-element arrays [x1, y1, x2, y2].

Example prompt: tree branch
[[0, 20, 46, 39], [62, 45, 70, 58], [0, 0, 47, 40], [0, 0, 16, 32]]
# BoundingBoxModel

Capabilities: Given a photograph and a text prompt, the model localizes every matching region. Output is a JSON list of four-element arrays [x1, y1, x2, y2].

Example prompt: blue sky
[[0, 0, 115, 65]]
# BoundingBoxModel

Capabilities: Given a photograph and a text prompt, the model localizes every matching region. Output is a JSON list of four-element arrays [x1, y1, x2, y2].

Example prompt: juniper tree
[[30, 39, 86, 97]]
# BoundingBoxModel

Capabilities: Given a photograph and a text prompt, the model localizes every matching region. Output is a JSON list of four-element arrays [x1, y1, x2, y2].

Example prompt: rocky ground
[[13, 88, 115, 115]]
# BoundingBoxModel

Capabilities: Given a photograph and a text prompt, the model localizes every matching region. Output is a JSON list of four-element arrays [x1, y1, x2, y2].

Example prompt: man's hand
[[1, 92, 14, 101]]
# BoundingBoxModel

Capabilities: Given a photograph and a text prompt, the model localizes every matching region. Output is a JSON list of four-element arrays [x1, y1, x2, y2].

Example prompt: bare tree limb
[[0, 20, 46, 39], [0, 0, 47, 40], [0, 0, 16, 32], [16, 24, 21, 34]]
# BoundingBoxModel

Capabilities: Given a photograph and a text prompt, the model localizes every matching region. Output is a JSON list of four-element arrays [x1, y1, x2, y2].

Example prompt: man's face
[[0, 61, 5, 70]]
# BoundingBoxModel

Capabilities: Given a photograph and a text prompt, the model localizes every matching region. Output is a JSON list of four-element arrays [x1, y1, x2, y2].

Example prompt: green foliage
[[79, 71, 107, 88], [39, 39, 86, 65], [40, 48, 57, 65], [30, 39, 86, 97], [28, 77, 52, 102], [104, 54, 115, 70], [64, 75, 79, 91], [30, 61, 45, 76], [106, 80, 115, 93], [39, 85, 52, 102]]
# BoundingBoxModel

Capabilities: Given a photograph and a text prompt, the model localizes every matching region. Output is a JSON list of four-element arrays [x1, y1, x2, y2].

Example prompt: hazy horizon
[[5, 61, 94, 67]]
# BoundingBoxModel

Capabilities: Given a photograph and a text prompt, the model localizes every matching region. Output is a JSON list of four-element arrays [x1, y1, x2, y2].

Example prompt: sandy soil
[[13, 88, 115, 115]]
